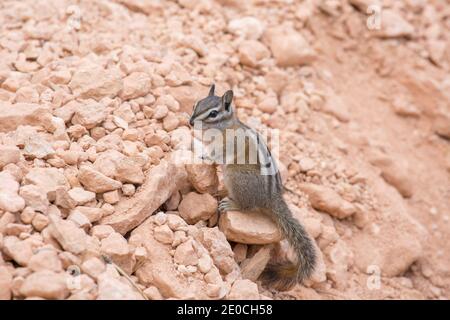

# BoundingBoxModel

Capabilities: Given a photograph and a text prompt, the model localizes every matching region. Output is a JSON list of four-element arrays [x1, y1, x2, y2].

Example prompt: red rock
[[120, 72, 152, 100], [218, 211, 281, 244], [178, 192, 218, 224], [101, 158, 187, 235], [69, 64, 122, 100], [78, 165, 122, 193], [20, 270, 69, 300], [227, 279, 259, 300], [300, 183, 356, 219], [0, 102, 53, 133]]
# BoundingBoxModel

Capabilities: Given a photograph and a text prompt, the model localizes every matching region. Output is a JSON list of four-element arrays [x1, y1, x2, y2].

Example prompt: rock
[[143, 286, 163, 300], [185, 164, 218, 194], [0, 102, 52, 133], [68, 187, 96, 205], [69, 64, 122, 100], [78, 165, 122, 193], [300, 183, 356, 219], [257, 92, 278, 114], [20, 270, 69, 300], [174, 239, 198, 266], [163, 113, 180, 132], [199, 227, 237, 274], [72, 100, 107, 129], [100, 233, 134, 274], [115, 158, 145, 184], [265, 26, 316, 67], [129, 219, 200, 299], [81, 257, 106, 279], [369, 154, 414, 198], [3, 236, 34, 266], [91, 225, 116, 240], [72, 206, 104, 223], [0, 145, 20, 169], [227, 279, 259, 300], [23, 135, 55, 159], [153, 225, 174, 244], [228, 17, 265, 40], [197, 254, 213, 273], [97, 273, 143, 300], [19, 185, 50, 213], [179, 35, 208, 57], [0, 266, 12, 300], [120, 72, 152, 100], [28, 249, 63, 272], [178, 192, 218, 224], [101, 158, 187, 235], [103, 190, 120, 204], [48, 214, 88, 254], [23, 168, 69, 201], [68, 210, 92, 230], [240, 246, 271, 281], [376, 9, 414, 38], [167, 214, 188, 231], [0, 171, 25, 213], [238, 40, 270, 68], [218, 211, 281, 244], [31, 213, 49, 232]]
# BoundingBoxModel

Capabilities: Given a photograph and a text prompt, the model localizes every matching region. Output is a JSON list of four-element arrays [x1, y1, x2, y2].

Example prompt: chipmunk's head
[[189, 84, 234, 129]]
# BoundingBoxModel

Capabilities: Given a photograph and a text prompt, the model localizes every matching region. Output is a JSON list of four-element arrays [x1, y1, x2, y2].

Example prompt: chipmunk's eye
[[208, 110, 219, 118]]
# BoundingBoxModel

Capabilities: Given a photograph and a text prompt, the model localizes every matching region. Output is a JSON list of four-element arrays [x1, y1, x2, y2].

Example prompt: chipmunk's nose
[[189, 116, 195, 126]]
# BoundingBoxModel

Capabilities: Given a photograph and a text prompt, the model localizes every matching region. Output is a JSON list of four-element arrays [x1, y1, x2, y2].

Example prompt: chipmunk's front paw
[[218, 197, 240, 213]]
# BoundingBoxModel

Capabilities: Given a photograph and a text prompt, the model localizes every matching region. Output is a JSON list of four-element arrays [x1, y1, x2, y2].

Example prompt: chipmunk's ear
[[208, 84, 215, 96], [222, 90, 233, 111]]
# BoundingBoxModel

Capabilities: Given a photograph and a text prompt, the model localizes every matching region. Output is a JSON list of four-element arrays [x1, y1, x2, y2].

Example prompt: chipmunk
[[189, 84, 316, 291]]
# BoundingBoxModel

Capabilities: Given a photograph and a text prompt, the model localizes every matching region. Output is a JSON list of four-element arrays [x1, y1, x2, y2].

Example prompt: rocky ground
[[0, 0, 449, 300]]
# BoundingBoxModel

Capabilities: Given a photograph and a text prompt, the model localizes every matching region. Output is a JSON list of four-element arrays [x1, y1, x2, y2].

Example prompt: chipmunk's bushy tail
[[260, 198, 316, 291]]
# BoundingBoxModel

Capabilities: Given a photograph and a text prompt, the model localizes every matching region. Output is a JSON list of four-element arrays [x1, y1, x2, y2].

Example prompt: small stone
[[103, 190, 120, 204], [227, 279, 259, 300], [120, 72, 152, 100], [186, 164, 218, 194], [3, 236, 34, 266], [174, 240, 198, 266], [266, 26, 316, 67], [91, 225, 115, 240], [48, 214, 88, 254], [300, 183, 357, 219], [154, 225, 174, 244], [101, 233, 134, 274], [240, 246, 271, 281], [122, 184, 136, 196], [238, 40, 270, 68], [219, 211, 281, 244], [28, 249, 63, 272], [153, 105, 169, 120], [68, 187, 96, 205], [178, 192, 218, 224], [0, 145, 20, 169], [228, 17, 265, 40], [71, 100, 107, 129], [0, 266, 12, 300], [143, 286, 163, 300], [31, 213, 49, 232], [78, 165, 122, 193], [376, 9, 414, 38], [81, 257, 106, 279], [20, 270, 69, 300], [69, 64, 122, 100], [167, 214, 188, 231]]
